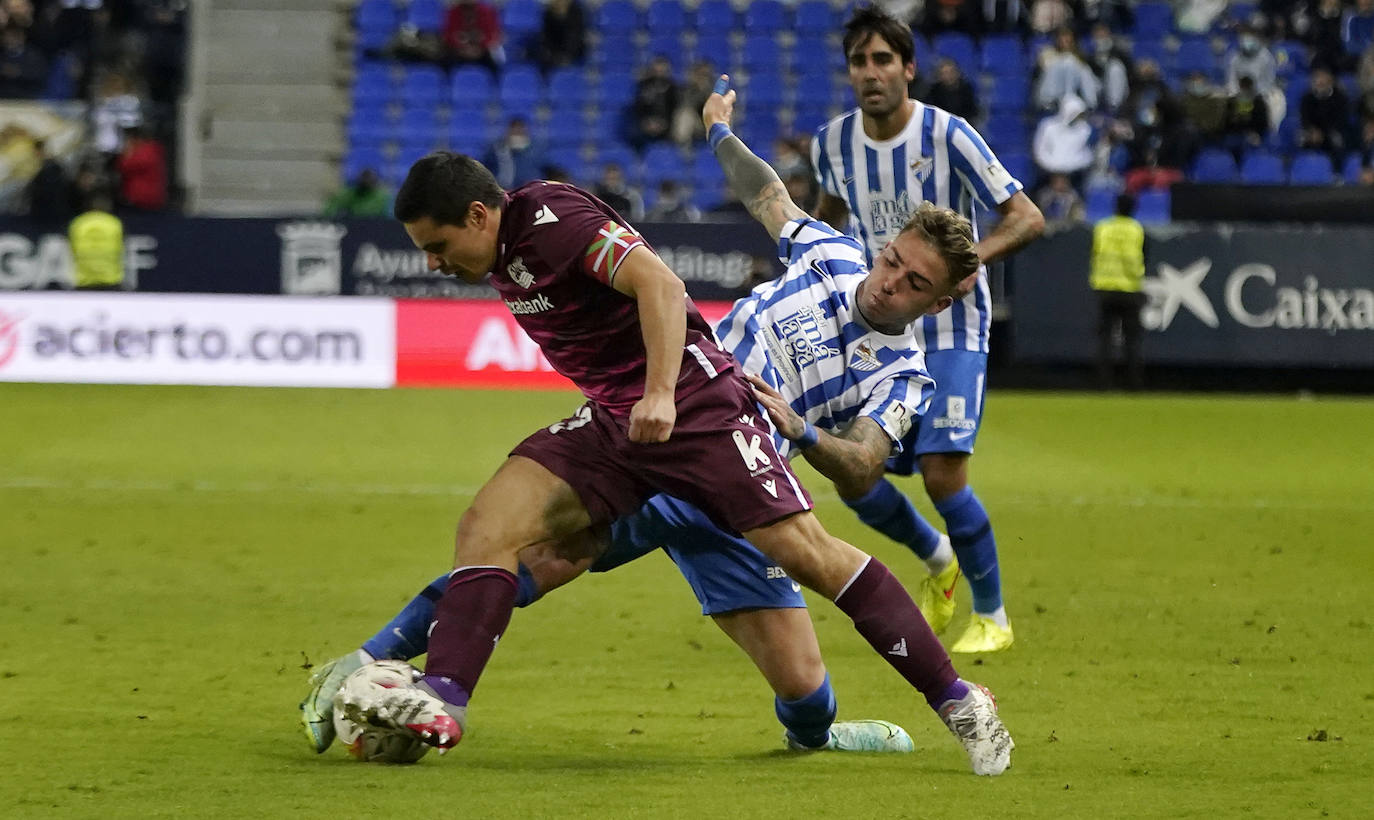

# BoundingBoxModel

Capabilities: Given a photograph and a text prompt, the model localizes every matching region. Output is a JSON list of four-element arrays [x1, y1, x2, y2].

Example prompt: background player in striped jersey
[[302, 109, 1014, 774], [810, 7, 1046, 653]]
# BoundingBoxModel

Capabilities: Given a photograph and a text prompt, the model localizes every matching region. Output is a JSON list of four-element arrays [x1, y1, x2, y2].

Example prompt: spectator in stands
[[1361, 41, 1374, 118], [1120, 60, 1188, 192], [1223, 75, 1271, 158], [628, 55, 678, 151], [1355, 115, 1374, 167], [1033, 93, 1096, 187], [1083, 0, 1133, 33], [483, 116, 546, 189], [645, 180, 701, 223], [25, 138, 75, 226], [1029, 0, 1073, 34], [592, 162, 644, 221], [0, 24, 46, 98], [132, 0, 187, 105], [1226, 25, 1279, 99], [91, 70, 143, 157], [1299, 67, 1353, 160], [672, 60, 716, 148], [1035, 27, 1099, 112], [1085, 23, 1130, 116], [114, 125, 167, 211], [324, 168, 391, 218], [980, 0, 1032, 33], [1033, 172, 1086, 229], [444, 0, 504, 73], [919, 0, 983, 38], [535, 0, 585, 73], [1180, 71, 1229, 146], [1348, 0, 1374, 63], [924, 58, 980, 122], [1301, 0, 1350, 72]]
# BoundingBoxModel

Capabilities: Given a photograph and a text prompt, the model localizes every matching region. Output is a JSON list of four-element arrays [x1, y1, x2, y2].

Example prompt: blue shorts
[[885, 349, 988, 475], [594, 494, 807, 616]]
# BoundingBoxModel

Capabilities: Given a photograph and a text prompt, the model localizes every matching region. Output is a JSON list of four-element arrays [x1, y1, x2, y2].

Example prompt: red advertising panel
[[395, 299, 734, 389]]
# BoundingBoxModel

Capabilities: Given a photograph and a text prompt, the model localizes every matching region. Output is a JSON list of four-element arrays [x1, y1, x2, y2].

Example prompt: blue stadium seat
[[448, 112, 489, 146], [499, 66, 545, 118], [644, 34, 685, 72], [544, 106, 586, 147], [404, 0, 444, 34], [1273, 41, 1309, 77], [1085, 187, 1116, 222], [997, 151, 1032, 186], [355, 0, 396, 31], [1239, 150, 1285, 183], [741, 35, 783, 73], [396, 108, 442, 147], [353, 64, 394, 106], [692, 145, 725, 187], [646, 0, 687, 36], [502, 0, 543, 41], [744, 0, 786, 32], [747, 73, 787, 107], [793, 103, 832, 136], [1131, 37, 1169, 67], [595, 0, 640, 31], [547, 68, 588, 110], [1134, 189, 1171, 224], [986, 79, 1029, 114], [643, 143, 685, 185], [692, 32, 733, 71], [933, 33, 978, 77], [1172, 37, 1216, 77], [980, 35, 1027, 76], [1342, 152, 1365, 183], [596, 144, 641, 179], [795, 0, 836, 36], [1191, 148, 1238, 182], [695, 0, 736, 31], [981, 116, 1026, 151], [912, 33, 934, 72], [1288, 151, 1334, 184], [343, 144, 387, 181], [450, 65, 495, 110], [400, 65, 446, 106], [595, 72, 636, 107], [592, 33, 638, 73], [347, 111, 391, 147], [1133, 2, 1173, 39]]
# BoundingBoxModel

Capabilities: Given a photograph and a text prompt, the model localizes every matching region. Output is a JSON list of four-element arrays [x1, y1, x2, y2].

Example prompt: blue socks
[[775, 674, 837, 749], [844, 478, 943, 560], [934, 487, 1001, 615], [360, 565, 542, 660]]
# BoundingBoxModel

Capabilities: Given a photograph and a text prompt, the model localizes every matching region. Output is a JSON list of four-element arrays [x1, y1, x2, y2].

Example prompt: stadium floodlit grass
[[1, 383, 1370, 818]]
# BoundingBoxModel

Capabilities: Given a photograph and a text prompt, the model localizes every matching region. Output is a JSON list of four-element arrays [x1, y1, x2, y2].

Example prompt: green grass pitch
[[1, 383, 1370, 818]]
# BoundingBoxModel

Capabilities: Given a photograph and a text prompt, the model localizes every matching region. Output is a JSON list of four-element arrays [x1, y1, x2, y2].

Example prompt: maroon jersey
[[490, 181, 733, 415]]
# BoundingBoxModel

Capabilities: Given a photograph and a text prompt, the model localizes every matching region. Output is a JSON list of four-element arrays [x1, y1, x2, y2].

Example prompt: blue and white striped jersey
[[714, 218, 935, 460], [810, 101, 1023, 354]]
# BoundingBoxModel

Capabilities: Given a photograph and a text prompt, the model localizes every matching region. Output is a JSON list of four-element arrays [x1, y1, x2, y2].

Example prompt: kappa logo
[[507, 256, 535, 289], [888, 638, 908, 657], [761, 479, 778, 498], [1142, 258, 1219, 331], [732, 429, 773, 475], [738, 414, 754, 426], [548, 405, 593, 434], [532, 205, 559, 226], [849, 340, 881, 371]]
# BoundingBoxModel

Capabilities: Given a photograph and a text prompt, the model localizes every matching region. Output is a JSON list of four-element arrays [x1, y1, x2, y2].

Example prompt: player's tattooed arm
[[813, 192, 851, 232], [703, 77, 807, 239], [977, 191, 1045, 264], [745, 374, 891, 495]]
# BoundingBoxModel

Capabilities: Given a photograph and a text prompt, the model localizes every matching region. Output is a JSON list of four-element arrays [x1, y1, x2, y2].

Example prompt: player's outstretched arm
[[746, 374, 890, 495], [702, 76, 807, 239]]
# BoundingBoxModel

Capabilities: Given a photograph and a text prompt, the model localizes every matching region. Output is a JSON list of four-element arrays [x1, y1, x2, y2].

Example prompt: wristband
[[708, 122, 733, 151], [793, 422, 820, 450]]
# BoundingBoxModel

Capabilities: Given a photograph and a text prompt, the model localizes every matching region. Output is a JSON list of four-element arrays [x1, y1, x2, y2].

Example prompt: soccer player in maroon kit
[[375, 151, 1009, 773]]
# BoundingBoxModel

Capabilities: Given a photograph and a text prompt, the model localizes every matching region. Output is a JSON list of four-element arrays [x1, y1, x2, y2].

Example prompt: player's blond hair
[[897, 202, 980, 293]]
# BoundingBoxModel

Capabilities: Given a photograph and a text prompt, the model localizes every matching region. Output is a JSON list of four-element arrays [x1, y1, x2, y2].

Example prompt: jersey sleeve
[[810, 129, 843, 199], [858, 370, 933, 451], [526, 187, 647, 287], [944, 116, 1023, 209], [775, 217, 867, 273]]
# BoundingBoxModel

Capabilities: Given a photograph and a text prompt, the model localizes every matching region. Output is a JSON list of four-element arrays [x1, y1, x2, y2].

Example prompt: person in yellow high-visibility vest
[[69, 194, 125, 289], [1090, 193, 1146, 389]]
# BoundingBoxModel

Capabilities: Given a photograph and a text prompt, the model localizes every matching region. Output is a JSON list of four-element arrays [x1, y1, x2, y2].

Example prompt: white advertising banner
[[0, 292, 396, 387]]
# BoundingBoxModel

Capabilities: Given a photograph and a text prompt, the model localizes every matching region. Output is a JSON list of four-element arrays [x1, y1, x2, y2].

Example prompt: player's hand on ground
[[745, 373, 804, 440], [702, 75, 736, 130], [628, 391, 676, 443]]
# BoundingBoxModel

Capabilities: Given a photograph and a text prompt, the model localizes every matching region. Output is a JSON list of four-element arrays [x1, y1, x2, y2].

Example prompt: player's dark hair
[[394, 151, 504, 226], [898, 202, 980, 291], [842, 6, 915, 67], [1115, 193, 1136, 216]]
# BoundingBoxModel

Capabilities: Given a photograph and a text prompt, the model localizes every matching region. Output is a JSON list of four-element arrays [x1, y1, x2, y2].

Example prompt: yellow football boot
[[917, 545, 961, 635], [949, 614, 1014, 654]]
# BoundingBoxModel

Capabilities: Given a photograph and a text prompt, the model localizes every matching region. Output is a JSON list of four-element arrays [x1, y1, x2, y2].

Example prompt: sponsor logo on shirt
[[507, 256, 534, 289], [504, 293, 554, 315], [866, 190, 916, 237]]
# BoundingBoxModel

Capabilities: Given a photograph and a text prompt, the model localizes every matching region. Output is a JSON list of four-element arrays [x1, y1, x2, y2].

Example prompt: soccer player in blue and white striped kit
[[810, 7, 1046, 653]]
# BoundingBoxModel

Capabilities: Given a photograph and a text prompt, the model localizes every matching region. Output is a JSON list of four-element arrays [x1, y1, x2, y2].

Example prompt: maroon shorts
[[510, 371, 813, 533]]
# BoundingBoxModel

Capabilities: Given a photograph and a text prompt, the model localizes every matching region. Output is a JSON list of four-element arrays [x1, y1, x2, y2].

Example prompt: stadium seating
[[695, 0, 735, 31], [1134, 189, 1172, 224], [1288, 151, 1334, 184], [645, 0, 687, 37], [933, 33, 978, 77], [980, 35, 1027, 76], [404, 0, 444, 34], [743, 0, 785, 32], [1240, 150, 1286, 183], [1191, 148, 1239, 182], [795, 1, 836, 36], [1133, 3, 1174, 40]]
